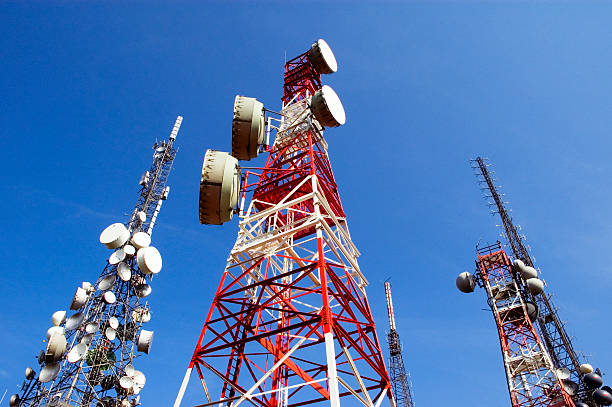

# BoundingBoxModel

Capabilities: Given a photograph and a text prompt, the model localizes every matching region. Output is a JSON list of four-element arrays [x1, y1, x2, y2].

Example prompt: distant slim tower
[[174, 39, 393, 407], [384, 282, 415, 407], [10, 117, 181, 407]]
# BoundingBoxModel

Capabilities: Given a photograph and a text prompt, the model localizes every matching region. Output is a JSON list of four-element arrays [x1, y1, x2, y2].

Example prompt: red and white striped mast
[[174, 39, 392, 407]]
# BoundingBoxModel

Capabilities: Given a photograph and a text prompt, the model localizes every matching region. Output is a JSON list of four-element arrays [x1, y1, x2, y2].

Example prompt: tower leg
[[174, 367, 193, 407], [325, 332, 341, 407]]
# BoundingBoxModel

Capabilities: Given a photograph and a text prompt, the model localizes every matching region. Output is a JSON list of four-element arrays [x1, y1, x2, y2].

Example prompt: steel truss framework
[[384, 283, 414, 407], [174, 49, 392, 407], [14, 117, 181, 407], [476, 243, 575, 407], [472, 157, 587, 402]]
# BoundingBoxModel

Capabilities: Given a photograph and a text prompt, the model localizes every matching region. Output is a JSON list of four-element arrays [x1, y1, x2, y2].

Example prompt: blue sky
[[1, 1, 612, 406]]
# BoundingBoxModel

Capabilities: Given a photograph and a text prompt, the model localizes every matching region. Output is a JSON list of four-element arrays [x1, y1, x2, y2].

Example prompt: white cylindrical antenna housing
[[384, 281, 396, 331]]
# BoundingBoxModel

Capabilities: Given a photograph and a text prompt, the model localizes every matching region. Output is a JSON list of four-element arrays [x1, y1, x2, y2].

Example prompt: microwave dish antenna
[[232, 95, 265, 160], [198, 149, 240, 225]]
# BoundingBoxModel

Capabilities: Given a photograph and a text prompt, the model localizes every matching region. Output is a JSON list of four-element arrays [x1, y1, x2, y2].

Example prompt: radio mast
[[174, 39, 393, 407], [10, 117, 181, 407], [384, 282, 415, 407]]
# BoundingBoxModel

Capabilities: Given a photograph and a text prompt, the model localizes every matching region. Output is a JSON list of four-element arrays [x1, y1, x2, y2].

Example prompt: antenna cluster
[[10, 117, 181, 407]]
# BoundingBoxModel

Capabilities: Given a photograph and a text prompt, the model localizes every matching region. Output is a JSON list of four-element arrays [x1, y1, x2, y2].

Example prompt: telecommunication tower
[[384, 282, 415, 407], [458, 242, 575, 407], [174, 39, 393, 407], [10, 117, 182, 407], [456, 157, 612, 407]]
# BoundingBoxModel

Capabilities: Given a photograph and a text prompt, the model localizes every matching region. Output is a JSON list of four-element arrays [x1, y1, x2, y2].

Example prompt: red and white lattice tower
[[459, 242, 575, 407], [174, 39, 393, 407]]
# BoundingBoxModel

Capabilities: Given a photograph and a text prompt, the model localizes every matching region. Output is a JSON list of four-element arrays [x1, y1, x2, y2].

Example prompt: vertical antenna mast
[[385, 282, 415, 407], [471, 156, 586, 402], [10, 117, 181, 407]]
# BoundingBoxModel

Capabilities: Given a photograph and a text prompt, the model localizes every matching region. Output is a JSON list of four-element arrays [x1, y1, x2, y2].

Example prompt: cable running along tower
[[384, 282, 414, 407], [174, 39, 393, 407], [10, 117, 181, 407]]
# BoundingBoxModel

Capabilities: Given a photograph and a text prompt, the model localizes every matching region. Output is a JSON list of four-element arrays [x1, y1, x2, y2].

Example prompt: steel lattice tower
[[10, 117, 181, 407], [471, 157, 588, 403], [174, 40, 393, 407], [384, 282, 414, 407], [472, 242, 575, 407]]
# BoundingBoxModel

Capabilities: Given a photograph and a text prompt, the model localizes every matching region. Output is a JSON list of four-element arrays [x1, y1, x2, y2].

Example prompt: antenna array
[[10, 117, 181, 407]]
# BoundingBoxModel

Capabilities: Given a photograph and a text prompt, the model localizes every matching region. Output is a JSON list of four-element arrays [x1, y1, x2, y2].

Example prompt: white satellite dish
[[103, 291, 116, 304], [105, 327, 117, 341], [46, 326, 64, 341], [99, 223, 130, 249], [51, 310, 66, 326], [556, 367, 571, 380], [117, 262, 132, 281], [65, 312, 85, 331], [131, 232, 151, 249], [526, 278, 545, 295], [81, 333, 94, 345], [120, 375, 134, 390], [70, 287, 88, 310], [46, 333, 67, 363], [581, 363, 594, 374], [137, 211, 147, 223], [135, 284, 152, 298], [308, 39, 338, 74], [108, 316, 119, 329], [311, 85, 345, 127], [132, 370, 146, 394], [231, 95, 265, 161], [137, 246, 162, 275], [137, 330, 154, 354], [99, 274, 116, 291], [125, 364, 135, 377], [67, 343, 88, 363], [123, 244, 136, 256], [199, 150, 241, 225], [109, 249, 126, 265], [39, 362, 61, 383], [82, 281, 93, 292], [85, 322, 99, 334]]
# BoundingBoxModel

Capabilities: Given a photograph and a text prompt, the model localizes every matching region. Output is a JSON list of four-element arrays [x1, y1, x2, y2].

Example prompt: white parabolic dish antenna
[[70, 287, 88, 310], [199, 150, 241, 225], [67, 343, 88, 363], [99, 223, 130, 249], [39, 362, 61, 383], [131, 232, 151, 249], [137, 246, 162, 275], [51, 310, 66, 326], [137, 330, 154, 354], [117, 262, 132, 281], [99, 274, 116, 291], [231, 95, 265, 161], [65, 312, 85, 331], [109, 249, 126, 265], [308, 39, 338, 74], [311, 85, 346, 127]]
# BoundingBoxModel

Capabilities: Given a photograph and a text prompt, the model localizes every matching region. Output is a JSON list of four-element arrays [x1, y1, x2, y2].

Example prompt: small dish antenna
[[308, 39, 338, 74], [108, 316, 119, 329], [199, 150, 241, 225], [135, 284, 152, 298], [103, 291, 116, 304], [65, 312, 85, 331], [137, 330, 154, 354], [46, 326, 64, 340], [51, 310, 66, 326], [39, 362, 61, 383], [99, 223, 130, 249], [109, 249, 126, 265], [99, 274, 116, 291], [85, 322, 99, 334], [45, 333, 67, 363], [131, 232, 151, 249], [231, 96, 265, 161], [137, 246, 162, 275], [311, 85, 346, 127], [105, 327, 117, 341], [70, 287, 88, 310], [67, 343, 88, 363], [117, 262, 132, 281], [123, 244, 136, 256]]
